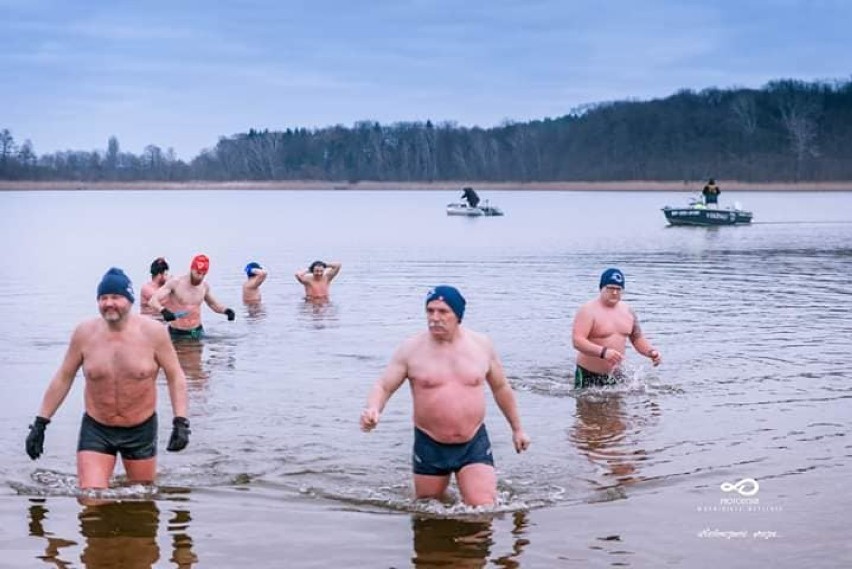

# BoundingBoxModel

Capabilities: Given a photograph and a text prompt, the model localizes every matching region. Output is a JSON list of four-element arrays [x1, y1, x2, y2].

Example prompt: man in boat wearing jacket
[[702, 178, 720, 208]]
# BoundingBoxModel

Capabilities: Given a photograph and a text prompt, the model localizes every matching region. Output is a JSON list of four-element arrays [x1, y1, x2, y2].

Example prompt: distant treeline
[[2, 78, 851, 183]]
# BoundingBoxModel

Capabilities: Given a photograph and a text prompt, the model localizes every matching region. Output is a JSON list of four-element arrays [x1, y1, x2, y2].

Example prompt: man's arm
[[148, 278, 176, 312], [360, 343, 409, 432], [37, 326, 85, 419], [325, 262, 342, 282], [153, 325, 188, 418], [484, 338, 530, 453], [294, 269, 310, 284], [203, 284, 230, 314], [572, 305, 607, 358], [246, 269, 268, 290], [628, 308, 661, 366]]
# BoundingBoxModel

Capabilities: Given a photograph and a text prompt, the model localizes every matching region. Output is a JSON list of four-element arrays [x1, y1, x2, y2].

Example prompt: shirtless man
[[295, 260, 341, 301], [148, 254, 235, 340], [242, 261, 268, 304], [24, 268, 190, 489], [572, 268, 662, 388], [140, 257, 169, 317], [360, 285, 531, 506]]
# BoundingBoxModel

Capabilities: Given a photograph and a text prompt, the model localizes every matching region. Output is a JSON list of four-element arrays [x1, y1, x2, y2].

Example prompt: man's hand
[[167, 417, 190, 452], [161, 308, 177, 322], [360, 408, 380, 432], [602, 347, 623, 365], [26, 416, 50, 460], [512, 430, 531, 454], [648, 349, 662, 367], [224, 308, 236, 321]]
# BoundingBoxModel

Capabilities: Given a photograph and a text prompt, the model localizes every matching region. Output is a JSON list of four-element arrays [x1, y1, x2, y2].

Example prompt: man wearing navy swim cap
[[25, 268, 190, 490], [360, 285, 531, 506], [572, 268, 662, 388], [242, 261, 268, 304]]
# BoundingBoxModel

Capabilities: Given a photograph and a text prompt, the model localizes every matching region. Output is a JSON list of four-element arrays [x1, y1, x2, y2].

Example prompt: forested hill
[[2, 78, 851, 183]]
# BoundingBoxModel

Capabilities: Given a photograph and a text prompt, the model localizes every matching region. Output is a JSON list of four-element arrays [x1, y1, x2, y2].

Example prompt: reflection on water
[[27, 499, 197, 569], [243, 301, 266, 321], [411, 511, 529, 568], [174, 340, 208, 383], [296, 299, 340, 328], [569, 392, 661, 498]]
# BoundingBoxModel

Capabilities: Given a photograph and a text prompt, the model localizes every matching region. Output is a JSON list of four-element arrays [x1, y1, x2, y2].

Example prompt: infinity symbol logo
[[720, 478, 759, 497]]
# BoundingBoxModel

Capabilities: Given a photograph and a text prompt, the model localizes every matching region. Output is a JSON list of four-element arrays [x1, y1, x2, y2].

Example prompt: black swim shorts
[[574, 364, 621, 389], [412, 424, 494, 476], [168, 325, 204, 340], [77, 413, 158, 459]]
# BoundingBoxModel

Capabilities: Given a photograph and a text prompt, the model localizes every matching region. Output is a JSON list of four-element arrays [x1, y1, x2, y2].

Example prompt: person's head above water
[[150, 257, 169, 277], [309, 260, 327, 274], [599, 268, 625, 290], [191, 254, 209, 275], [97, 267, 135, 303], [425, 285, 466, 322], [245, 261, 262, 278]]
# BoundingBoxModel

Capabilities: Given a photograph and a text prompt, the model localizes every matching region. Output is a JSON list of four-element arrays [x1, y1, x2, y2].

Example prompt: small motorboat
[[447, 187, 505, 216], [446, 200, 504, 217], [662, 197, 752, 226]]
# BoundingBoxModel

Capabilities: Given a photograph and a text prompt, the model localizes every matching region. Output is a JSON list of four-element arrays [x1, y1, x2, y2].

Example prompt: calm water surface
[[1, 189, 851, 568]]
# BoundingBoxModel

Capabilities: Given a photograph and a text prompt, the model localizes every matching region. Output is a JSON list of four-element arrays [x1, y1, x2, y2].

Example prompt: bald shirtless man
[[25, 268, 189, 489], [360, 285, 531, 506], [572, 268, 662, 388], [148, 254, 235, 340], [295, 260, 341, 301]]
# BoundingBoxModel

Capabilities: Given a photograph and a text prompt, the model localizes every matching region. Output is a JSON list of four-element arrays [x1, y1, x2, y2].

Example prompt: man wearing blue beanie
[[25, 268, 191, 490], [360, 285, 531, 506], [242, 261, 268, 304], [97, 267, 135, 304], [572, 268, 662, 388]]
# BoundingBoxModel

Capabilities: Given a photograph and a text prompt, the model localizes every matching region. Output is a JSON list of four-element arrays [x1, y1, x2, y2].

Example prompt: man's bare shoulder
[[460, 327, 491, 348], [132, 313, 168, 339], [73, 317, 103, 337], [399, 330, 430, 350], [573, 298, 597, 318]]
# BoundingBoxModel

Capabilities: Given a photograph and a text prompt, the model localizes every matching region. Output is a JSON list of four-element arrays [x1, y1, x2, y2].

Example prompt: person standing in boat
[[572, 268, 662, 388], [461, 187, 480, 208], [702, 178, 720, 208]]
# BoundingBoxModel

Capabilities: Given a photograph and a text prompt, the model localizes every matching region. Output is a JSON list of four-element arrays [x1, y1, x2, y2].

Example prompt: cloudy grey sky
[[2, 0, 850, 159]]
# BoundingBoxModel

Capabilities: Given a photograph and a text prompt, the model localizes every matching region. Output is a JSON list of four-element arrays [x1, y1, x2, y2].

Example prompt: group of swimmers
[[25, 255, 660, 507]]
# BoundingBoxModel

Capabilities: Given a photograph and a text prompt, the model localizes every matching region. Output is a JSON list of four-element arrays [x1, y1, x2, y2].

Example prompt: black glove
[[224, 308, 235, 321], [161, 308, 177, 322], [167, 417, 190, 452], [26, 416, 50, 460]]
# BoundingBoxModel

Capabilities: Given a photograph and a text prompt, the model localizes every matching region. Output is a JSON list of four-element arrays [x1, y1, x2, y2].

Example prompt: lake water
[[1, 189, 851, 568]]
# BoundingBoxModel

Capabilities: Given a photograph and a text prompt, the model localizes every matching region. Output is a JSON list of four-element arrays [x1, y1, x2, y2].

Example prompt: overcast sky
[[2, 0, 850, 159]]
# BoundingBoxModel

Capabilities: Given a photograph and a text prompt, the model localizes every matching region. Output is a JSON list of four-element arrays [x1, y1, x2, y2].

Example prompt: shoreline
[[2, 180, 852, 192]]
